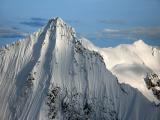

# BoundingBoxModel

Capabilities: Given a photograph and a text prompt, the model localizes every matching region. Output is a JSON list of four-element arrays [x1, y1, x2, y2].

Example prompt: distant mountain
[[98, 39, 160, 104], [0, 17, 159, 120]]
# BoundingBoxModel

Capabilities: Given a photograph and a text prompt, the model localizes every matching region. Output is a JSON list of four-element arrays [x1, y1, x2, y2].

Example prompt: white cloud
[[98, 19, 126, 25], [104, 29, 120, 33], [0, 27, 27, 38], [98, 27, 160, 40]]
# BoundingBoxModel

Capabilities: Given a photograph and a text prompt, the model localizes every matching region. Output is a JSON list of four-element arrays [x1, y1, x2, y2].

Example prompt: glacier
[[0, 17, 160, 120]]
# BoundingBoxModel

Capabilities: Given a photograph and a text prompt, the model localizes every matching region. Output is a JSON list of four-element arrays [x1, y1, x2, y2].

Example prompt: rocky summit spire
[[46, 17, 76, 38]]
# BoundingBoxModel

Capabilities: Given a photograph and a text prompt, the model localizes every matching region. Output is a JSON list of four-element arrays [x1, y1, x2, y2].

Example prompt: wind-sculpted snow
[[99, 40, 160, 104], [0, 17, 160, 120]]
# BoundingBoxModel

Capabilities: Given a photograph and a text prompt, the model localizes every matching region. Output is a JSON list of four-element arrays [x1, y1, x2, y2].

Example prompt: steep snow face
[[0, 18, 160, 120], [99, 40, 160, 104]]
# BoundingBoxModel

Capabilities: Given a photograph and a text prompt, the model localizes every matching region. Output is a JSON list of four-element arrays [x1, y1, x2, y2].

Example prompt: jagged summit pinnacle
[[0, 17, 76, 51], [46, 17, 65, 29], [47, 17, 69, 29], [48, 17, 64, 24], [46, 17, 76, 37]]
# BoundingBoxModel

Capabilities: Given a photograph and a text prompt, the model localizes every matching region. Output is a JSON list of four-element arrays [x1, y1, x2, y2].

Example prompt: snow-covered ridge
[[98, 39, 160, 104], [0, 17, 160, 120], [79, 37, 160, 104]]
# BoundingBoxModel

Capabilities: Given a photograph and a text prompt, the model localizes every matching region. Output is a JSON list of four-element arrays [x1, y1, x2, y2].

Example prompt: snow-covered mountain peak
[[47, 17, 76, 38], [133, 39, 147, 47], [47, 17, 64, 28], [0, 18, 160, 120], [99, 39, 160, 104], [48, 17, 64, 26]]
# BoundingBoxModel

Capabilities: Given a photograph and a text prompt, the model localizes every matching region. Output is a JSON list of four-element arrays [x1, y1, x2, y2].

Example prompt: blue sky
[[0, 0, 160, 47]]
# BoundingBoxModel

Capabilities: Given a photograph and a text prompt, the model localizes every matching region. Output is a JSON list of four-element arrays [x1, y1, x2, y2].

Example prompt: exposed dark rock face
[[145, 73, 160, 100]]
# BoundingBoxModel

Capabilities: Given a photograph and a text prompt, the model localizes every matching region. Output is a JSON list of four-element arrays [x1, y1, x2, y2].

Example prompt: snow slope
[[99, 40, 160, 104], [0, 17, 160, 120]]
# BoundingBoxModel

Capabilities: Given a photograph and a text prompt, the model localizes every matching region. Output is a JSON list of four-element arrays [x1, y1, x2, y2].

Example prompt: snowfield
[[99, 40, 160, 104], [0, 17, 160, 120]]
